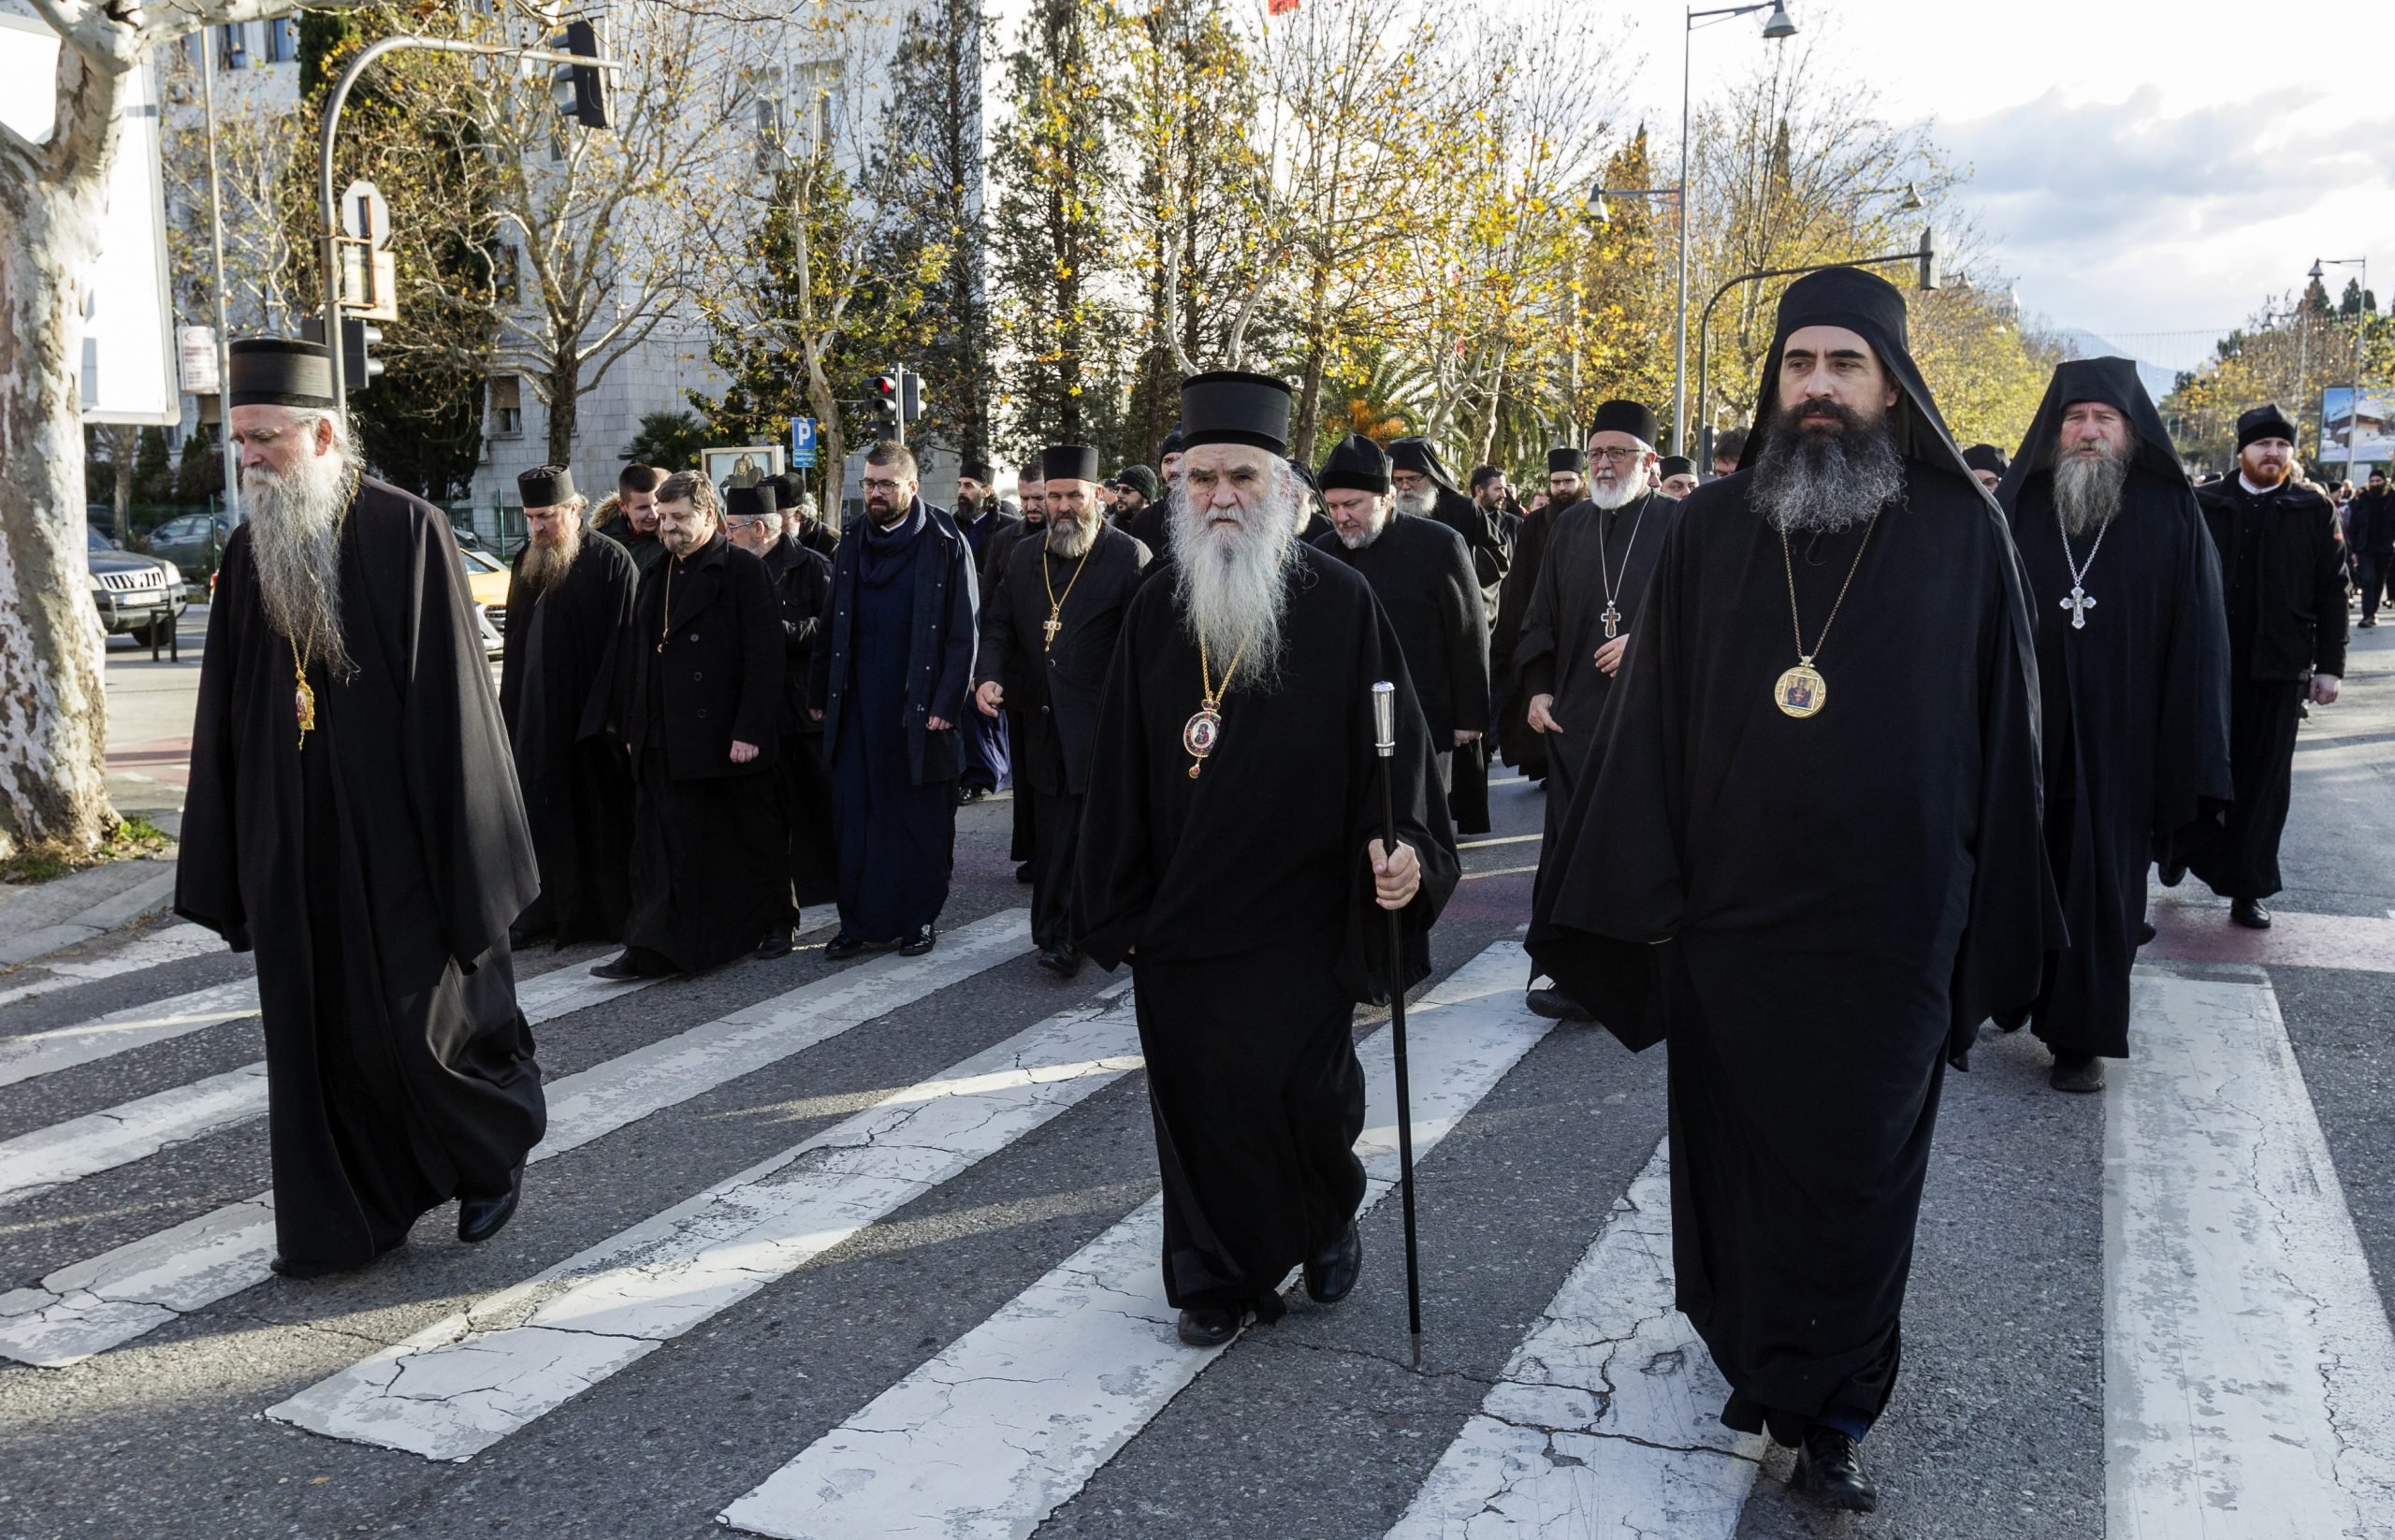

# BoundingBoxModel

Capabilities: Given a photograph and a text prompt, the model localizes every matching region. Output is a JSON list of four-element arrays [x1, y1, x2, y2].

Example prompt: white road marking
[[0, 978, 261, 1089], [270, 981, 1140, 1460], [0, 911, 1028, 1367], [719, 938, 1550, 1540], [1462, 864, 1541, 881], [1384, 1142, 1763, 1539], [2109, 966, 2395, 1533], [0, 956, 672, 1207], [0, 923, 222, 1010], [1458, 833, 1542, 850]]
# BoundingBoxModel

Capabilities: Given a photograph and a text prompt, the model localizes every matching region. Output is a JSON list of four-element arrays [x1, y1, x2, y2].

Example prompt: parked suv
[[87, 527, 186, 647], [148, 512, 235, 582]]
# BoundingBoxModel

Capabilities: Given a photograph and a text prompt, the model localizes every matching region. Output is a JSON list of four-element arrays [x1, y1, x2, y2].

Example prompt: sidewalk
[[0, 858, 179, 967]]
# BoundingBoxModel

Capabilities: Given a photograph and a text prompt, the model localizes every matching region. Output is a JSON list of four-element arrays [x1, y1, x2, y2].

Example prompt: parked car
[[458, 545, 510, 661], [148, 513, 235, 582], [87, 527, 185, 647]]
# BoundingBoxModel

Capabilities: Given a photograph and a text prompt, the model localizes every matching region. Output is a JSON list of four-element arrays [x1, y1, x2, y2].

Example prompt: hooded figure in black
[[1996, 358, 2230, 1087], [1076, 372, 1459, 1349], [500, 466, 639, 949], [603, 473, 788, 980], [2188, 403, 2349, 925], [1526, 269, 2057, 1509], [976, 443, 1152, 975], [178, 339, 544, 1275], [1309, 433, 1490, 804]]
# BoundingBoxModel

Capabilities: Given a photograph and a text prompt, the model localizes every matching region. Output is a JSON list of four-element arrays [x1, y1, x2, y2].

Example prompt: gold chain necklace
[[1040, 540, 1093, 651], [1772, 514, 1879, 719], [1183, 634, 1245, 777], [655, 559, 675, 654], [290, 619, 319, 749]]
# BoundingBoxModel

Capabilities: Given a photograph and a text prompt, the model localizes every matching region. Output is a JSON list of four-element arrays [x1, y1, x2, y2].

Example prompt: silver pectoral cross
[[1602, 601, 1621, 640], [2060, 586, 2097, 630]]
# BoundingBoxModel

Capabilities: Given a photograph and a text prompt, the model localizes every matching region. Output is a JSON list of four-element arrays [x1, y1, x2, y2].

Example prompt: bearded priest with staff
[[177, 338, 546, 1276], [1076, 371, 1459, 1350], [975, 444, 1152, 978], [1527, 269, 2056, 1511]]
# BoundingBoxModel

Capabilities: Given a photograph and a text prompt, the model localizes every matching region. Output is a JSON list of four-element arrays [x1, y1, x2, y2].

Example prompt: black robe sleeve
[[174, 529, 258, 952], [1447, 533, 1491, 735], [727, 547, 786, 753], [1341, 598, 1461, 1003], [1514, 514, 1565, 704], [2154, 500, 2234, 865], [935, 533, 979, 724], [575, 540, 639, 746], [2314, 500, 2351, 677], [975, 544, 1018, 693]]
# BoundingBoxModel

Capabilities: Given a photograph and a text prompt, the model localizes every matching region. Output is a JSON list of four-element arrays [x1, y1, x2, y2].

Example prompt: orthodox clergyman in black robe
[[178, 339, 544, 1275], [1488, 449, 1584, 788], [1309, 433, 1490, 798], [726, 482, 838, 952], [1078, 372, 1459, 1350], [1387, 436, 1506, 835], [601, 474, 787, 979], [1996, 359, 2230, 1090], [1528, 270, 2057, 1511], [2188, 403, 2348, 928], [500, 465, 639, 950], [951, 458, 1018, 801], [983, 462, 1047, 878], [977, 443, 1151, 977]]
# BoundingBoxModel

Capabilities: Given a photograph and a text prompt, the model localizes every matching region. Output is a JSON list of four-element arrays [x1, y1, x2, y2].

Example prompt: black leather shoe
[[270, 1254, 353, 1280], [755, 928, 795, 960], [2050, 1051, 2106, 1093], [825, 932, 868, 961], [2230, 897, 2273, 930], [900, 924, 936, 957], [2137, 920, 2157, 945], [1525, 987, 1595, 1023], [457, 1164, 525, 1244], [1791, 1424, 1878, 1512], [1176, 1305, 1240, 1347], [1036, 943, 1083, 979], [1303, 1221, 1362, 1304], [507, 923, 549, 950], [591, 950, 653, 981]]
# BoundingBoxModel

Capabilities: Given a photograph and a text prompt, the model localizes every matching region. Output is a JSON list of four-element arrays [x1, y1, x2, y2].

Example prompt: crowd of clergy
[[171, 260, 2345, 1516]]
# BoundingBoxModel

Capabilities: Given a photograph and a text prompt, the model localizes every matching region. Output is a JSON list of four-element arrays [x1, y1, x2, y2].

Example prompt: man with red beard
[[1077, 371, 1459, 1350], [178, 338, 545, 1276], [2188, 404, 2348, 928]]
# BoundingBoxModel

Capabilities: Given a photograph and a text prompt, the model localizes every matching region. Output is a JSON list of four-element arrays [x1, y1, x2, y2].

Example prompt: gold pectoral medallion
[[1773, 661, 1826, 719], [1183, 702, 1223, 777]]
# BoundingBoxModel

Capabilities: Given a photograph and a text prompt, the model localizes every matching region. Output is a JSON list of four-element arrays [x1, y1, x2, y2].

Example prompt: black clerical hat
[[961, 458, 995, 484], [227, 338, 336, 410], [517, 465, 577, 507], [2237, 403, 2298, 451], [1547, 446, 1588, 474], [724, 482, 778, 519], [1159, 423, 1184, 458], [1116, 464, 1159, 501], [1386, 437, 1459, 494], [1181, 372, 1292, 456], [1658, 456, 1695, 480], [1042, 443, 1101, 484], [763, 472, 802, 507], [1963, 443, 2009, 477], [1318, 433, 1393, 494], [1995, 357, 2190, 507], [1588, 400, 1658, 447]]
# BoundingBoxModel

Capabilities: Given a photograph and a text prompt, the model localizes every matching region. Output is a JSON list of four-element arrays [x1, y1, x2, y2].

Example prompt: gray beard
[[2053, 446, 2128, 537], [1169, 473, 1302, 690], [1335, 513, 1387, 550], [1588, 473, 1641, 512], [241, 454, 356, 680], [519, 516, 586, 593], [1750, 415, 1905, 534], [1394, 485, 1437, 519], [1046, 514, 1097, 559]]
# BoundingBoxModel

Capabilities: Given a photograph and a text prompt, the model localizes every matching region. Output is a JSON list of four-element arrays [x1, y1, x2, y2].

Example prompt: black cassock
[[1077, 546, 1459, 1315], [1997, 358, 2230, 1058], [177, 481, 545, 1271], [977, 524, 1152, 950], [622, 533, 787, 973], [1514, 491, 1676, 814], [981, 513, 1046, 864], [1489, 500, 1555, 781], [764, 533, 839, 914], [1529, 462, 2054, 1440], [499, 533, 638, 946], [1309, 513, 1489, 803]]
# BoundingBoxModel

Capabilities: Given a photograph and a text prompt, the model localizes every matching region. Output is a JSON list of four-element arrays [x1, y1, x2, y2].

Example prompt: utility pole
[[197, 24, 240, 521]]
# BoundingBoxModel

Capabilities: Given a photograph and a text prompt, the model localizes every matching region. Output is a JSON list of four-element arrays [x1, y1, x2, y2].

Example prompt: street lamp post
[[196, 25, 242, 522], [2311, 256, 2371, 480]]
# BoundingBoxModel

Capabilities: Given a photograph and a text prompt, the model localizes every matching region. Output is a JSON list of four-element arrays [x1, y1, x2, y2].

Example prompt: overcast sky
[[1599, 0, 2395, 374]]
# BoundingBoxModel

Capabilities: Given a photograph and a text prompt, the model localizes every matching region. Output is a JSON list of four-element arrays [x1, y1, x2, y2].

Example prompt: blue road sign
[[790, 416, 819, 468]]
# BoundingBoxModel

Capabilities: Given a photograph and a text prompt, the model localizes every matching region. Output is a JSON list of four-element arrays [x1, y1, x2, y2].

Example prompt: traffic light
[[343, 317, 385, 394], [869, 373, 901, 441], [551, 18, 609, 130], [900, 370, 925, 424]]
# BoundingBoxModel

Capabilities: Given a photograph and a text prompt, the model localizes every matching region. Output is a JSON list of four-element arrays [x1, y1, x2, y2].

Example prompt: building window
[[489, 376, 523, 438], [492, 243, 521, 307], [265, 18, 298, 64], [218, 22, 247, 69]]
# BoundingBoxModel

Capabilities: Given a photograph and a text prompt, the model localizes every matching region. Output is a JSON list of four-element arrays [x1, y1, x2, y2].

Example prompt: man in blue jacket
[[809, 441, 979, 957]]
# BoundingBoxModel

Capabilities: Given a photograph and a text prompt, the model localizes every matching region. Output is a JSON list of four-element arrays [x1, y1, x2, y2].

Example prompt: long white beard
[[1047, 512, 1097, 559], [1169, 472, 1302, 690], [2053, 443, 2128, 537], [520, 516, 587, 592], [242, 451, 356, 679], [1588, 471, 1641, 512], [1394, 485, 1437, 519]]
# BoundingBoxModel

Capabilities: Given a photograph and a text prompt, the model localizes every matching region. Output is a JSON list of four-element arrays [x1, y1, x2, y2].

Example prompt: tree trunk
[[0, 171, 117, 856], [102, 423, 137, 545], [544, 352, 579, 468]]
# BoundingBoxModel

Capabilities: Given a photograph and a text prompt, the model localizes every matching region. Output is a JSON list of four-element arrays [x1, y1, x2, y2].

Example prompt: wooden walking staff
[[1372, 680, 1426, 1368]]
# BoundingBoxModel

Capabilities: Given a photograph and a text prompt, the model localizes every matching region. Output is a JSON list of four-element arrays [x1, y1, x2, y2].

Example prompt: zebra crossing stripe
[[0, 977, 261, 1089], [0, 922, 222, 1010], [268, 981, 1141, 1460], [1384, 1142, 1764, 1539], [0, 947, 677, 1209], [718, 937, 1548, 1540], [0, 910, 1029, 1368], [2109, 966, 2395, 1529]]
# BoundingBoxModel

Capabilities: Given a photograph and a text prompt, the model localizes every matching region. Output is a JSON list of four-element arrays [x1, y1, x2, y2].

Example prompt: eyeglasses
[[859, 477, 906, 494], [1588, 446, 1644, 465]]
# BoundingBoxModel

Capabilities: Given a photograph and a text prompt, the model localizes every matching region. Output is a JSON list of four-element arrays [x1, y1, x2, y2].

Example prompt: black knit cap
[[2237, 403, 2298, 452], [1116, 464, 1160, 501], [1318, 433, 1393, 494], [1588, 399, 1658, 447], [1962, 443, 2010, 477], [227, 338, 336, 410], [1180, 372, 1292, 456], [1158, 423, 1184, 458], [724, 483, 778, 519], [1042, 443, 1101, 484], [517, 466, 577, 507]]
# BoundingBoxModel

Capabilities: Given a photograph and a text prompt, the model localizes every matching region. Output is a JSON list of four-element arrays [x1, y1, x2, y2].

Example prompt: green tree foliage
[[624, 410, 712, 472]]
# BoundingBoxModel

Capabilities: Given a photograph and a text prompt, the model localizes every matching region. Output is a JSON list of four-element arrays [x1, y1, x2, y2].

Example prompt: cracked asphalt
[[4, 619, 2393, 1537]]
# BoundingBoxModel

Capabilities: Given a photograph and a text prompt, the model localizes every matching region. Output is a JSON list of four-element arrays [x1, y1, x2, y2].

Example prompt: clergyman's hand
[[975, 680, 1005, 718], [809, 707, 824, 721], [1453, 729, 1483, 748], [730, 739, 761, 765], [1371, 838, 1421, 910], [2312, 673, 2342, 705], [1594, 636, 1630, 676], [927, 715, 952, 732], [1527, 693, 1559, 734]]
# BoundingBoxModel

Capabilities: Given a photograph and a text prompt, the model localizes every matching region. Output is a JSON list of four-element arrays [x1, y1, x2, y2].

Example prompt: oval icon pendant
[[1183, 704, 1223, 777], [1773, 664, 1826, 719]]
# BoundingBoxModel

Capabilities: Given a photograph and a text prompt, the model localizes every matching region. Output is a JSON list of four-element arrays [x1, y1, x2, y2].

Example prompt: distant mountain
[[2051, 330, 2186, 402]]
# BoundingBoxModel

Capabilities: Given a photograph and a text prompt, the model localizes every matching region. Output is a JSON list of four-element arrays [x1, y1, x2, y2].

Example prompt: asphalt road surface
[[6, 617, 2395, 1538]]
